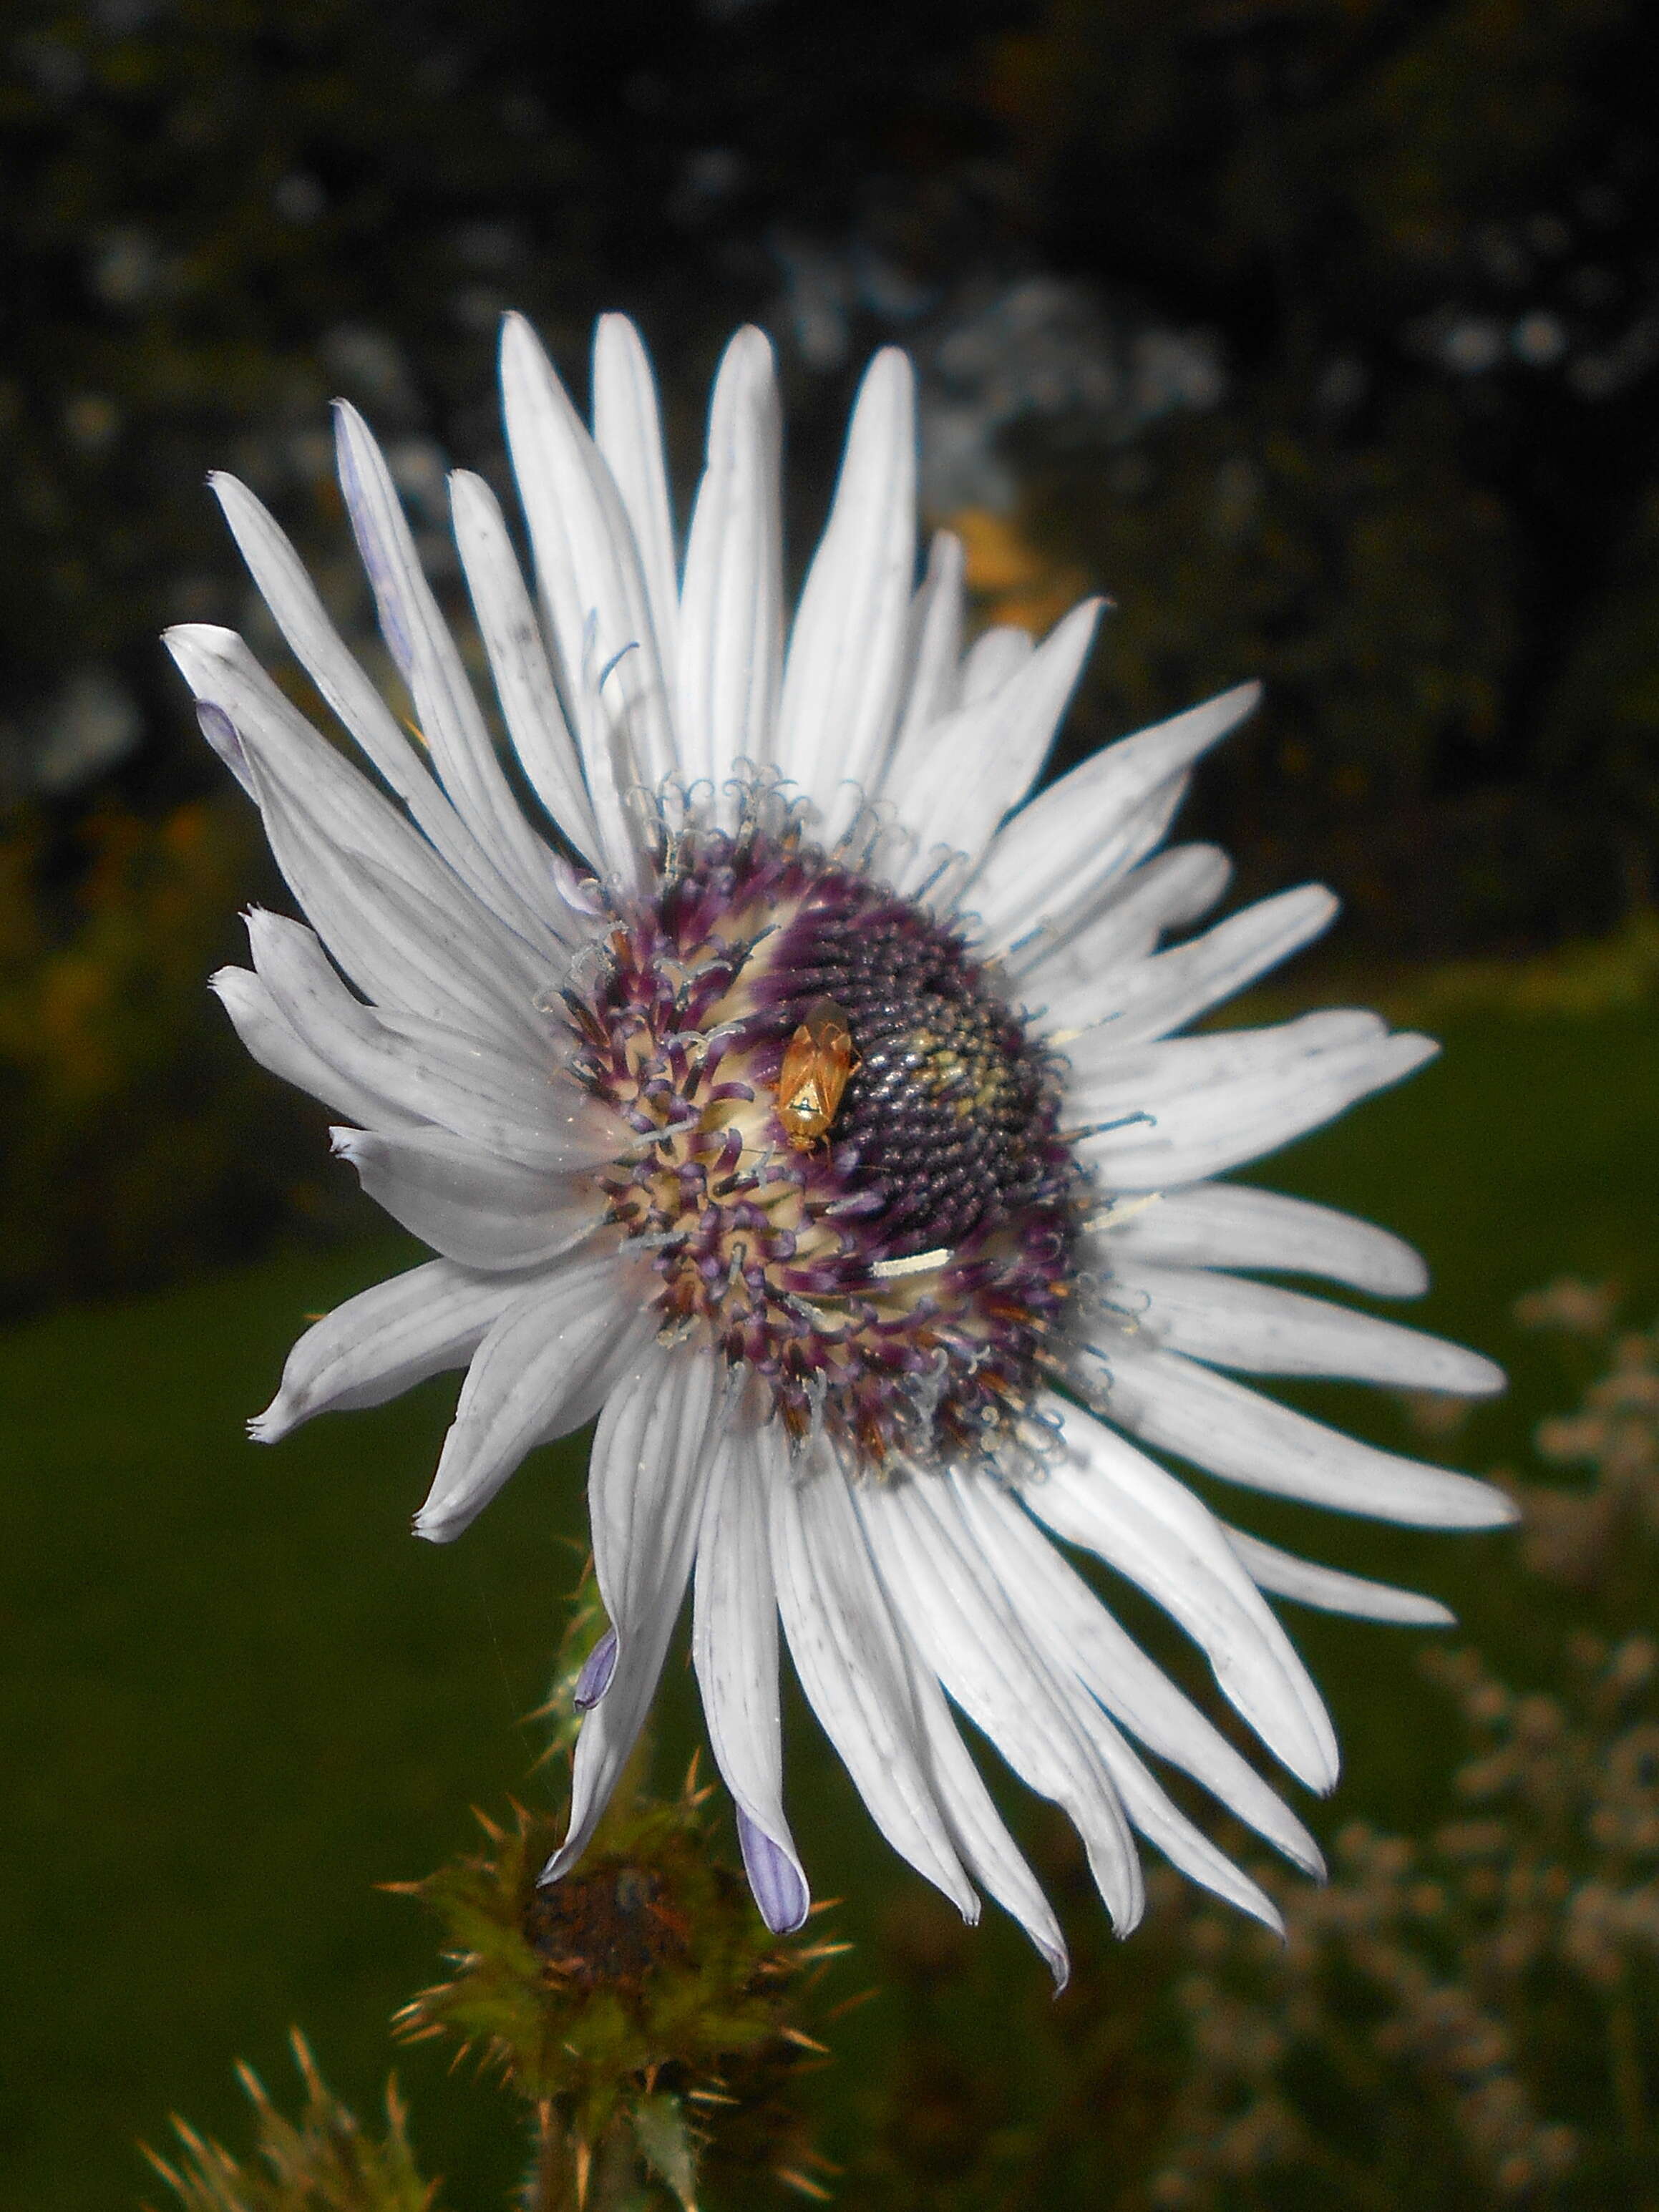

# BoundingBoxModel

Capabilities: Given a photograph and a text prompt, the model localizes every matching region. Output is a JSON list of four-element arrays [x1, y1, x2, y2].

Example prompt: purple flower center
[[560, 804, 1081, 1473]]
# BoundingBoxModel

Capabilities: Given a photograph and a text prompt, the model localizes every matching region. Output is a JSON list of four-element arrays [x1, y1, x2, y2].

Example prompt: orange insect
[[774, 998, 859, 1151]]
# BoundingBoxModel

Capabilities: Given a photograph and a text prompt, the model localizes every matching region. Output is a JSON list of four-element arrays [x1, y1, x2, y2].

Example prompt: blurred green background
[[3, 1, 1658, 2206]]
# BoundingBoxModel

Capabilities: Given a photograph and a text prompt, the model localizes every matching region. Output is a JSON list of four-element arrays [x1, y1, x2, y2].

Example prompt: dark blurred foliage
[[2, 0, 1657, 1310], [988, 0, 1659, 947]]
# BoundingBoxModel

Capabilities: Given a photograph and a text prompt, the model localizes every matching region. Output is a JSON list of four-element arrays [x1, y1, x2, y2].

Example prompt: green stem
[[525, 2098, 581, 2212], [1608, 1993, 1648, 2150]]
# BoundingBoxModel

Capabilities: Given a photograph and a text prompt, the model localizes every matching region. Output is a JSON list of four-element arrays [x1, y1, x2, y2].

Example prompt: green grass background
[[4, 975, 1658, 2211]]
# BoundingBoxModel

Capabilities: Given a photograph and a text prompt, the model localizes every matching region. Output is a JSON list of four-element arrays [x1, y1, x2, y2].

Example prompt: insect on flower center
[[560, 797, 1081, 1473]]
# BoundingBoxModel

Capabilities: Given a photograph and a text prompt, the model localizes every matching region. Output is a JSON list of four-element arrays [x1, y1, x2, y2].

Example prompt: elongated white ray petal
[[769, 1446, 978, 1919], [541, 1345, 729, 1880], [1075, 1700, 1285, 1931], [978, 1535, 1285, 1928], [882, 530, 966, 785], [253, 1260, 518, 1442], [676, 326, 784, 799], [858, 1476, 1144, 1930], [967, 683, 1261, 946], [413, 1253, 648, 1542], [205, 477, 561, 952], [1071, 1004, 1383, 1096], [1074, 1021, 1439, 1188], [892, 1621, 1071, 1983], [693, 1417, 808, 1932], [591, 313, 681, 678], [960, 625, 1033, 705], [240, 747, 548, 1058], [500, 313, 677, 823], [1057, 884, 1340, 1056], [1011, 842, 1232, 993], [211, 965, 426, 1134], [1222, 1525, 1455, 1627], [336, 847, 559, 1056], [1089, 1182, 1430, 1298], [891, 598, 1104, 898], [244, 910, 588, 1173], [449, 469, 602, 862], [329, 1128, 598, 1273], [774, 349, 917, 834], [1033, 1397, 1339, 1792], [1111, 1261, 1504, 1395], [232, 740, 527, 1058], [1098, 1338, 1519, 1528], [166, 625, 558, 1039], [951, 1473, 1323, 1874], [332, 402, 563, 916]]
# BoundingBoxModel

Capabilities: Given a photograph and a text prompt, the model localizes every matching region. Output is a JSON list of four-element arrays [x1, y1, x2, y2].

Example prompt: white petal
[[449, 469, 602, 861], [959, 624, 1033, 705], [1011, 842, 1232, 996], [1109, 1261, 1504, 1395], [210, 965, 424, 1132], [882, 530, 965, 784], [951, 1472, 1323, 1874], [676, 326, 784, 797], [891, 598, 1104, 897], [1073, 1020, 1439, 1187], [858, 1476, 1144, 1931], [1221, 1525, 1455, 1627], [413, 1252, 651, 1541], [974, 1549, 1285, 1929], [203, 480, 558, 948], [892, 1617, 1070, 1982], [167, 624, 557, 1038], [332, 401, 562, 915], [329, 844, 556, 1055], [244, 910, 589, 1174], [591, 313, 680, 680], [1032, 1397, 1339, 1792], [500, 313, 677, 833], [245, 761, 548, 1057], [965, 683, 1261, 947], [1097, 1338, 1519, 1528], [693, 1416, 808, 1931], [1089, 1182, 1429, 1298], [1055, 884, 1340, 1053], [330, 1127, 600, 1272], [252, 1259, 517, 1441], [1070, 1003, 1381, 1093], [774, 349, 917, 833], [541, 1344, 729, 1880], [769, 1444, 978, 1919], [1071, 1700, 1285, 1931]]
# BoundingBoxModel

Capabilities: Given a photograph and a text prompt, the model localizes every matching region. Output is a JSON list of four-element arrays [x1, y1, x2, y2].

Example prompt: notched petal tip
[[246, 1401, 289, 1446], [411, 1504, 466, 1546]]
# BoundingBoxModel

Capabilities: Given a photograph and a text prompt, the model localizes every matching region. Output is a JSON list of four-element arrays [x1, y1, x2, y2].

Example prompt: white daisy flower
[[166, 312, 1512, 1983]]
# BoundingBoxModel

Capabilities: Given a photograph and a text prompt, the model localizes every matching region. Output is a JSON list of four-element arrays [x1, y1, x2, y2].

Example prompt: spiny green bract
[[142, 2032, 439, 2212], [389, 1782, 841, 2206]]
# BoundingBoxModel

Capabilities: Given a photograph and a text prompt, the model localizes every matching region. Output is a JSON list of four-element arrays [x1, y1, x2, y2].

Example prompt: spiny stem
[[525, 2097, 580, 2212]]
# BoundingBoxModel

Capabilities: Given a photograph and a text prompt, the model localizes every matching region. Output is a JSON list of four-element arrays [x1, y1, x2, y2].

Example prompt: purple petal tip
[[195, 701, 246, 774], [738, 1808, 809, 1934], [573, 1627, 618, 1710]]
